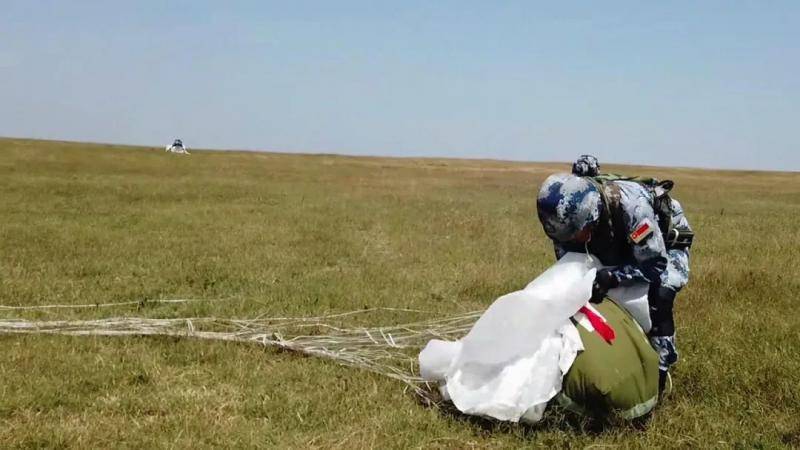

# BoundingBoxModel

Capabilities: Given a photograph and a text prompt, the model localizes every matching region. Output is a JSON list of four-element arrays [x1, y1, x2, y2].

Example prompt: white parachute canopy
[[418, 252, 595, 423], [417, 252, 653, 423]]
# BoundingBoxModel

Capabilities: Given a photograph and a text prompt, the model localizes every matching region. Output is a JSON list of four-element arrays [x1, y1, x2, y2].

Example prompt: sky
[[1, 1, 798, 171]]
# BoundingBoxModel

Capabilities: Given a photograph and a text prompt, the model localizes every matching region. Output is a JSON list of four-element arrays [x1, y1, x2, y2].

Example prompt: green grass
[[1, 137, 798, 448]]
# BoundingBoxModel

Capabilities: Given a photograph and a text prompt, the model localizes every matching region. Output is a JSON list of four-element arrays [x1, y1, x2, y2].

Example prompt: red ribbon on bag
[[578, 305, 616, 344]]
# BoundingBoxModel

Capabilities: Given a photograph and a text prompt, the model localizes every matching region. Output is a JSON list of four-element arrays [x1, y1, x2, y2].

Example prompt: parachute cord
[[584, 237, 595, 266]]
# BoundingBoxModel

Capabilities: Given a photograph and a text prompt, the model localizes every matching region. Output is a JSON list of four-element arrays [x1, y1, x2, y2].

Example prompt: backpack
[[587, 174, 693, 250]]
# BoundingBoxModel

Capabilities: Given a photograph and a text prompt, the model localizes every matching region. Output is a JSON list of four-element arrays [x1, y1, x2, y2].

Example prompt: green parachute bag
[[556, 299, 660, 420]]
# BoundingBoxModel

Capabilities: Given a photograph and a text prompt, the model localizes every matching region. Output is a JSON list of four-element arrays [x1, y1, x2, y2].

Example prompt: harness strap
[[586, 178, 616, 242]]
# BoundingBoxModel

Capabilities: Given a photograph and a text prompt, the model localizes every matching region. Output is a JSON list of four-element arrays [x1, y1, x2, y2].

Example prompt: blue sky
[[1, 1, 798, 170]]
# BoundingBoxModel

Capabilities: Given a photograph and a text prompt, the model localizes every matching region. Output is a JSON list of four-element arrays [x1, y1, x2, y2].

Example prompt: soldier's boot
[[658, 370, 673, 398]]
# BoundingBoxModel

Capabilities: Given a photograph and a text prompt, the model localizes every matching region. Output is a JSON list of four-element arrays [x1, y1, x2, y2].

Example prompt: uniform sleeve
[[614, 191, 669, 285], [670, 199, 692, 232], [660, 199, 692, 291], [611, 265, 649, 285]]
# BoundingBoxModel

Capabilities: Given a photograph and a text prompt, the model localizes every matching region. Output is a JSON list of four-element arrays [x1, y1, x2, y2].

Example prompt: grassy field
[[1, 138, 798, 448]]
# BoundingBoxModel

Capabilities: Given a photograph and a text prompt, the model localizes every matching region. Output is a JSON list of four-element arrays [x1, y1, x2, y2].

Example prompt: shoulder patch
[[630, 219, 655, 244]]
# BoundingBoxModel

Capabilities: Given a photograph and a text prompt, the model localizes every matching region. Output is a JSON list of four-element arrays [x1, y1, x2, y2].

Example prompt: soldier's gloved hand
[[590, 269, 620, 303]]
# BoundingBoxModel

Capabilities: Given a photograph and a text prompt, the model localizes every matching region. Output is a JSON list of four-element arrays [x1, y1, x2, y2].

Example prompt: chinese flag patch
[[629, 220, 654, 243]]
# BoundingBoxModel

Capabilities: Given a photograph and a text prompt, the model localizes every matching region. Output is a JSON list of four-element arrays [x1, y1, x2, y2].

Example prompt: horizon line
[[2, 135, 797, 175]]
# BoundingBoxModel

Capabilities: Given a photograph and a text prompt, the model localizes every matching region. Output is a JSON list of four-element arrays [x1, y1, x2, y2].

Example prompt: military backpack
[[586, 174, 693, 250]]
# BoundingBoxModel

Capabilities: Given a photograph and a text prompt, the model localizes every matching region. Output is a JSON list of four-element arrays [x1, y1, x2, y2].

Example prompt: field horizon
[[1, 137, 798, 448], [4, 136, 797, 175]]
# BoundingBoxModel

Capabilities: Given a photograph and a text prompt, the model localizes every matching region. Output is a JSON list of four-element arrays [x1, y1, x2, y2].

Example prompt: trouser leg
[[648, 284, 678, 394], [650, 248, 689, 372]]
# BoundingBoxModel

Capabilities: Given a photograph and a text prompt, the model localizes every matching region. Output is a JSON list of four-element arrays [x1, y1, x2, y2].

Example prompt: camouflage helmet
[[537, 173, 602, 242], [572, 154, 600, 177]]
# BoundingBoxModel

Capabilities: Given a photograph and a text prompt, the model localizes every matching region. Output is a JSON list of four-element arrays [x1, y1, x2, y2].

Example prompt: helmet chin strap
[[584, 235, 595, 265]]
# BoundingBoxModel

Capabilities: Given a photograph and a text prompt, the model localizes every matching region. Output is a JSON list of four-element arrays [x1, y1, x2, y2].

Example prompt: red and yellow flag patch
[[630, 219, 654, 244]]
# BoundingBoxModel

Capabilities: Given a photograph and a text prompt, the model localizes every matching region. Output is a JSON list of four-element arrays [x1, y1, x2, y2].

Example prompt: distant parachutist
[[165, 139, 190, 154]]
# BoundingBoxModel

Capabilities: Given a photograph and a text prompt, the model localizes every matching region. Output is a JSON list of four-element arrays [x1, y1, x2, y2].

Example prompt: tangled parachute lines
[[0, 302, 481, 399]]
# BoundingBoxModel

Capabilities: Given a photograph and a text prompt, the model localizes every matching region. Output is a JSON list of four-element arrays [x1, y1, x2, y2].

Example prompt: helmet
[[537, 173, 602, 242], [572, 154, 600, 177]]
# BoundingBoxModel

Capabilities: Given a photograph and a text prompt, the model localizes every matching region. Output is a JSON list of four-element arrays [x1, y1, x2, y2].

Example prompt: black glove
[[590, 268, 620, 303]]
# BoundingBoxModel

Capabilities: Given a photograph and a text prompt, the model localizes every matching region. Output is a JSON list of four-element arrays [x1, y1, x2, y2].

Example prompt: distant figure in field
[[536, 155, 694, 396], [165, 139, 190, 154]]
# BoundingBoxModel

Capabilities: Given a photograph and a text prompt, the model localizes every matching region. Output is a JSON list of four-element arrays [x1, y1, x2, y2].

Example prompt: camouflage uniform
[[538, 163, 692, 374]]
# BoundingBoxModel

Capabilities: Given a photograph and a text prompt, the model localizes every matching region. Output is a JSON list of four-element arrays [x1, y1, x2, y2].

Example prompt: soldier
[[536, 155, 693, 394], [165, 139, 190, 154]]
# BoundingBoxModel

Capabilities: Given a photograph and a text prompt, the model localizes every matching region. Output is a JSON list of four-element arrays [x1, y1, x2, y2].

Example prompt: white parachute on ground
[[419, 252, 593, 422], [418, 252, 654, 423], [0, 253, 653, 420], [165, 138, 190, 154]]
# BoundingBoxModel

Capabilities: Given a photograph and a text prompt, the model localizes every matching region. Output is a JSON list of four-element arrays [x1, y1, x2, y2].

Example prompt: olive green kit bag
[[557, 300, 660, 419]]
